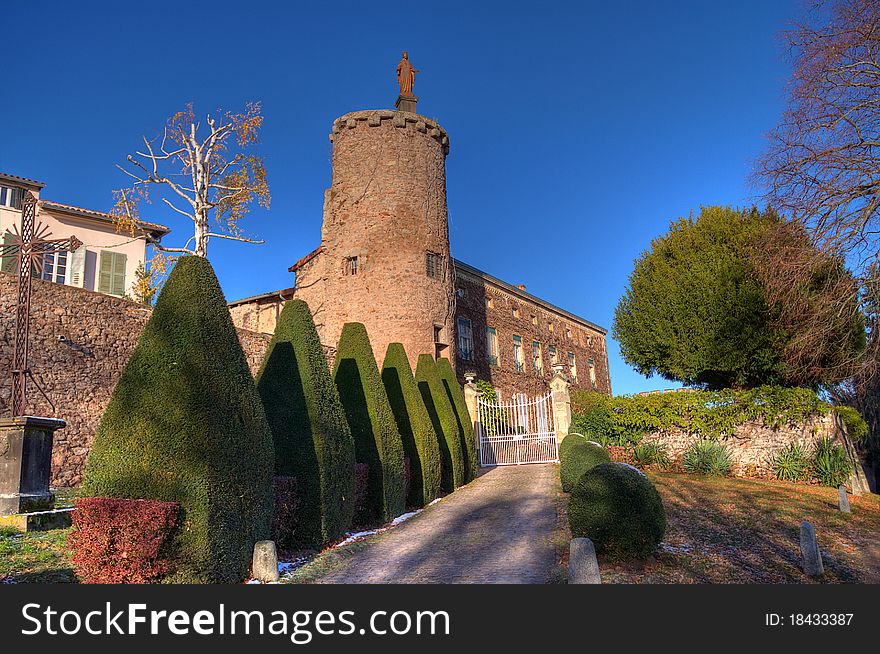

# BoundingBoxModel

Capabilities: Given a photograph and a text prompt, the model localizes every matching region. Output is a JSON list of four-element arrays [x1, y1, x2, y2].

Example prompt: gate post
[[549, 367, 571, 442], [462, 372, 482, 458]]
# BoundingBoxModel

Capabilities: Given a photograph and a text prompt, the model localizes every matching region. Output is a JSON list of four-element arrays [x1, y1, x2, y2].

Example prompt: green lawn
[[0, 487, 78, 583], [0, 526, 75, 583]]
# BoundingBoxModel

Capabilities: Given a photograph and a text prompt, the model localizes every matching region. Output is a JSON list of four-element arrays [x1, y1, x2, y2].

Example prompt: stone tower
[[317, 107, 454, 368]]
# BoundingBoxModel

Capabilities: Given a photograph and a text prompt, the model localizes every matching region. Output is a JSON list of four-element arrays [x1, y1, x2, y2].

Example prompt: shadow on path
[[314, 464, 558, 584]]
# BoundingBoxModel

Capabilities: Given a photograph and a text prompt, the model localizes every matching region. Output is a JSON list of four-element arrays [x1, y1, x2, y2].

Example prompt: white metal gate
[[477, 391, 558, 466]]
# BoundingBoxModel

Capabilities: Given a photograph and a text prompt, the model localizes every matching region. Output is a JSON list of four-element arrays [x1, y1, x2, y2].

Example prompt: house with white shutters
[[0, 172, 169, 298]]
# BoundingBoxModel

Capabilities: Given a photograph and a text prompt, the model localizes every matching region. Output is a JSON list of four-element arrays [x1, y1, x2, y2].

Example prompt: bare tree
[[751, 219, 867, 385], [757, 0, 880, 266], [112, 102, 270, 258], [755, 0, 880, 385]]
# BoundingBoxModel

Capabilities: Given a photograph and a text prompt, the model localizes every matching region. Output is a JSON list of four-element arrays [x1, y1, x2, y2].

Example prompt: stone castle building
[[230, 91, 611, 398]]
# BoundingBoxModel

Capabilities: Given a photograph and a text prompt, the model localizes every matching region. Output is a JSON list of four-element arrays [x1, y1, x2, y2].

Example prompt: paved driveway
[[312, 463, 559, 584]]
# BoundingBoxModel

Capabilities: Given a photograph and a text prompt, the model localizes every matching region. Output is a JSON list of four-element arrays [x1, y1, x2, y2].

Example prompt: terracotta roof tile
[[38, 200, 170, 235], [0, 172, 46, 189], [288, 245, 324, 272]]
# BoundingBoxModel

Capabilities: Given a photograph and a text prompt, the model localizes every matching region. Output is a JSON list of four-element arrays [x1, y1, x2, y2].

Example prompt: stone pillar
[[462, 371, 482, 465], [549, 368, 571, 441], [0, 416, 71, 531]]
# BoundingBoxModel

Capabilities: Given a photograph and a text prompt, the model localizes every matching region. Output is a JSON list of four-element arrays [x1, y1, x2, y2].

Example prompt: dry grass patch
[[588, 472, 880, 583]]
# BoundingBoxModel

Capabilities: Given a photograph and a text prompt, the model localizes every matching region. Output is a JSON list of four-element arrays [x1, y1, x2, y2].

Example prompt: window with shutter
[[1, 233, 16, 274], [112, 252, 127, 295], [98, 251, 127, 296], [68, 247, 86, 288]]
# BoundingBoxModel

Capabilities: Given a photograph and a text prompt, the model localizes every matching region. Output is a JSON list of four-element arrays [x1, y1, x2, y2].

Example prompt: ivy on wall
[[570, 386, 862, 445]]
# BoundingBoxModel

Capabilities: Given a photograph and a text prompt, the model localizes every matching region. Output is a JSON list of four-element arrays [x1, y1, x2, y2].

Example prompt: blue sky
[[1, 0, 801, 395]]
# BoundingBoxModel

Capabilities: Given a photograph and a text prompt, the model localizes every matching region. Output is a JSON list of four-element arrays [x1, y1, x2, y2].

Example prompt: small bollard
[[252, 540, 280, 582], [799, 521, 824, 578], [568, 538, 601, 584], [838, 485, 851, 513]]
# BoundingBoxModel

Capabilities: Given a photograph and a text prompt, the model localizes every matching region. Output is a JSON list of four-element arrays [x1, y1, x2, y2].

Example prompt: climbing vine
[[571, 386, 845, 445]]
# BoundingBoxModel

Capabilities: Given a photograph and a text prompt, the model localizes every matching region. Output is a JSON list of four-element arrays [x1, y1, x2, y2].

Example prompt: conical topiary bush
[[256, 299, 356, 547], [436, 357, 479, 483], [333, 323, 406, 525], [80, 256, 274, 583], [415, 354, 464, 491], [381, 343, 442, 507]]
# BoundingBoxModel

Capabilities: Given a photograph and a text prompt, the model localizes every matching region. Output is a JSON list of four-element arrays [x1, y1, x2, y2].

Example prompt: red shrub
[[271, 476, 301, 550], [353, 463, 369, 520], [68, 497, 179, 584], [403, 457, 412, 505], [607, 445, 637, 466]]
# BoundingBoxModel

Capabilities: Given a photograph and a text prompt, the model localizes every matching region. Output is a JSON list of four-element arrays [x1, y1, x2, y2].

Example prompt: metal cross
[[0, 190, 82, 417]]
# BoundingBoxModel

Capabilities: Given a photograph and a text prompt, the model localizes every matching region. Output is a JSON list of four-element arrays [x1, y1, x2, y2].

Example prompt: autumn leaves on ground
[[560, 472, 880, 584]]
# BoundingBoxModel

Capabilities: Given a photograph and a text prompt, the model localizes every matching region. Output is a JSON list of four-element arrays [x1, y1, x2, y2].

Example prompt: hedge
[[436, 357, 479, 482], [568, 462, 666, 559], [270, 477, 301, 549], [81, 256, 274, 583], [381, 343, 442, 507], [560, 439, 611, 492], [333, 323, 406, 525], [415, 354, 465, 491], [836, 405, 869, 440], [69, 498, 179, 584], [571, 386, 834, 445], [256, 299, 356, 546]]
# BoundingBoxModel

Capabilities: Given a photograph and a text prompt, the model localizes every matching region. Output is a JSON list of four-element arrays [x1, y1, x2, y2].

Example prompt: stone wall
[[453, 264, 612, 399], [640, 414, 842, 477], [317, 110, 456, 371], [228, 288, 294, 335], [0, 272, 270, 487]]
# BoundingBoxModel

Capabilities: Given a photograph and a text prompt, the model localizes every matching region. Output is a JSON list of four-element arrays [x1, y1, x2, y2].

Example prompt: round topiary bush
[[560, 439, 611, 493], [568, 462, 666, 559], [558, 432, 588, 463]]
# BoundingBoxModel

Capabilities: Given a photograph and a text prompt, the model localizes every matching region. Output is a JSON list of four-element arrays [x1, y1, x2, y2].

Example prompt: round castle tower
[[319, 108, 455, 368]]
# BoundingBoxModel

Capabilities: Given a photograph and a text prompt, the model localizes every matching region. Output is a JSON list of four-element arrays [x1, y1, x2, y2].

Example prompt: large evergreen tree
[[436, 357, 479, 482], [613, 206, 865, 389], [81, 256, 274, 583], [333, 323, 406, 524], [381, 344, 442, 507], [256, 299, 356, 547], [415, 354, 464, 491]]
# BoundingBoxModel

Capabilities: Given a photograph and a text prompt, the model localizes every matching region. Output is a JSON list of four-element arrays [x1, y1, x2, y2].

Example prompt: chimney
[[516, 284, 526, 291]]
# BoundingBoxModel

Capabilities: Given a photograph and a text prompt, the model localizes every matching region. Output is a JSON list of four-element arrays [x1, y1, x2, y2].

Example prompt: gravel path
[[313, 464, 559, 584]]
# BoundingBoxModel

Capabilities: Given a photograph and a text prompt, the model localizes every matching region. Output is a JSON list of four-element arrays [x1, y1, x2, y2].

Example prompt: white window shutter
[[68, 247, 86, 288]]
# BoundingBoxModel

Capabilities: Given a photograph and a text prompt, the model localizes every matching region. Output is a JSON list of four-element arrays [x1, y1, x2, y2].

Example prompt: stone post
[[549, 367, 571, 442], [462, 371, 482, 465], [0, 416, 72, 531], [799, 520, 824, 577], [569, 538, 601, 584], [252, 540, 280, 583]]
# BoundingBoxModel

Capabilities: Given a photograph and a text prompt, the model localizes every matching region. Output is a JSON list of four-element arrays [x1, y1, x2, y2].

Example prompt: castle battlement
[[330, 110, 450, 155]]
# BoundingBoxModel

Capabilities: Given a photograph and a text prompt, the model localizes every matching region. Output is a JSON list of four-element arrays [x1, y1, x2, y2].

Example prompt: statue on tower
[[396, 51, 419, 97]]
